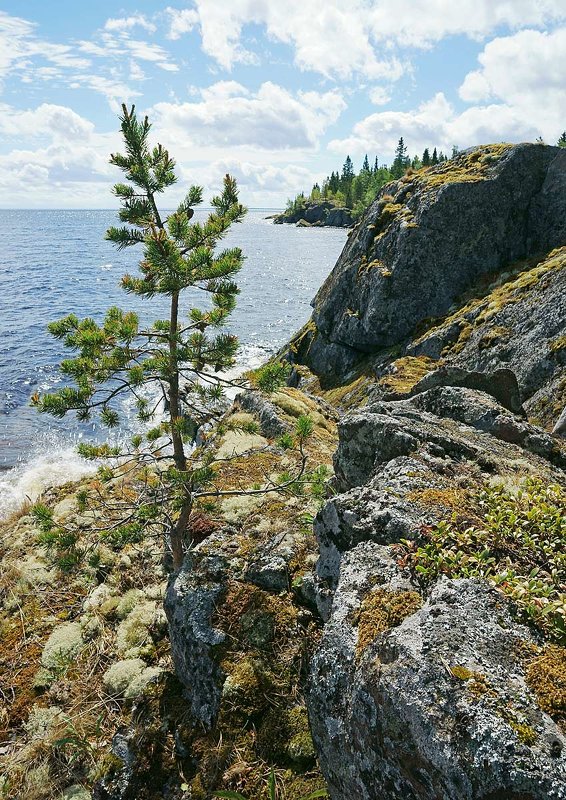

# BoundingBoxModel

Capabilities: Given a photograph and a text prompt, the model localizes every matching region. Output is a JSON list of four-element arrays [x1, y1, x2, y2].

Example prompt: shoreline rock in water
[[274, 201, 354, 228]]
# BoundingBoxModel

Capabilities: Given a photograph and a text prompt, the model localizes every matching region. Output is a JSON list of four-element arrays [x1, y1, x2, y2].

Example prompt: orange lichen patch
[[407, 487, 475, 518], [356, 589, 422, 657]]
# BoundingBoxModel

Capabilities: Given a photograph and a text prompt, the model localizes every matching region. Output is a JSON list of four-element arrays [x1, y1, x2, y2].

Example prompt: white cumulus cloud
[[149, 81, 346, 152]]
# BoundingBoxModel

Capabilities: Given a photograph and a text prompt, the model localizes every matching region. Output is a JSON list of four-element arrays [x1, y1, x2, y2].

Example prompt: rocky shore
[[273, 201, 354, 228]]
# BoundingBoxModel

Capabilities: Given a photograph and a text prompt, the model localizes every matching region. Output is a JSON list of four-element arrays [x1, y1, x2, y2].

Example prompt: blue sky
[[1, 1, 565, 207]]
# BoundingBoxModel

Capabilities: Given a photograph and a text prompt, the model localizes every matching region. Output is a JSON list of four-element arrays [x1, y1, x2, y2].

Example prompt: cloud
[[179, 1, 402, 79], [0, 104, 121, 207], [0, 103, 95, 141], [72, 75, 141, 111], [172, 0, 566, 82], [150, 80, 346, 152], [165, 7, 199, 40], [105, 15, 156, 33], [369, 86, 391, 106], [458, 27, 566, 140], [366, 0, 566, 48], [328, 91, 541, 161], [0, 10, 176, 107]]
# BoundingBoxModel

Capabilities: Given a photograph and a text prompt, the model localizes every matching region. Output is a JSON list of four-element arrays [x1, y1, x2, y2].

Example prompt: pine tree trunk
[[169, 291, 187, 472], [170, 497, 192, 571], [168, 290, 191, 570]]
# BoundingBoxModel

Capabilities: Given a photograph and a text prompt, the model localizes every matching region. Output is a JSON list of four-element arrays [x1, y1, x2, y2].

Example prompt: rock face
[[290, 144, 566, 383], [308, 385, 566, 800]]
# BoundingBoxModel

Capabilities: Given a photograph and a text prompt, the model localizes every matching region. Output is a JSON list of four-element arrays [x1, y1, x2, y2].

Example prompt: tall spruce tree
[[422, 148, 431, 167], [391, 137, 409, 178], [558, 132, 566, 148], [34, 105, 311, 570]]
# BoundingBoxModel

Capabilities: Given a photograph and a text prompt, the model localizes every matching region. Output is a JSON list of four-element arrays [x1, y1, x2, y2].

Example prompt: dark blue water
[[0, 209, 345, 515]]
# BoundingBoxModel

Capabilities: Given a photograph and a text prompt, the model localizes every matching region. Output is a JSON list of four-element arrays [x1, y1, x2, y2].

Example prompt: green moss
[[415, 247, 566, 357], [526, 645, 566, 724], [378, 355, 438, 394], [257, 706, 316, 767], [510, 721, 538, 745], [356, 589, 422, 656]]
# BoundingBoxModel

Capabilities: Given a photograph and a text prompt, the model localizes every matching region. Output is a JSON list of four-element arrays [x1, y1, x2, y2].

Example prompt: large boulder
[[307, 384, 566, 799], [309, 577, 566, 800], [291, 144, 566, 382]]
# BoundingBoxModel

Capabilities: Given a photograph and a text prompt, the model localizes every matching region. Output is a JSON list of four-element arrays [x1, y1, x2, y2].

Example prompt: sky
[[1, 1, 565, 208]]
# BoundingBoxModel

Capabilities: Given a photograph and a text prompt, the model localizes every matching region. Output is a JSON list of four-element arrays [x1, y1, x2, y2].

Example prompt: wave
[[0, 344, 272, 521]]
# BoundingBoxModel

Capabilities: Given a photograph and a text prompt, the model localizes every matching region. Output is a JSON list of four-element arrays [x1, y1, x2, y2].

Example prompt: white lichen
[[103, 658, 162, 699], [41, 623, 83, 670]]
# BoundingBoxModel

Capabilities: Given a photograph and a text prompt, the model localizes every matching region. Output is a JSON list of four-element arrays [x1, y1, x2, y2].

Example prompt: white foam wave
[[0, 444, 97, 520], [0, 342, 273, 521]]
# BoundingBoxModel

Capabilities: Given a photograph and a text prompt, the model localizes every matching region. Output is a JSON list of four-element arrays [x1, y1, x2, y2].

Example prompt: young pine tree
[[34, 105, 310, 570]]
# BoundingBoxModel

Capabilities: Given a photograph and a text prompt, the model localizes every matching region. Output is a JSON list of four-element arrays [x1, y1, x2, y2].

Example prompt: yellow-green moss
[[288, 320, 317, 356], [415, 248, 566, 357], [526, 645, 566, 725], [477, 326, 511, 350], [323, 372, 373, 410], [528, 373, 566, 430], [356, 589, 422, 656], [407, 486, 473, 517], [378, 355, 438, 394], [415, 144, 512, 191], [450, 665, 476, 681], [550, 335, 566, 353]]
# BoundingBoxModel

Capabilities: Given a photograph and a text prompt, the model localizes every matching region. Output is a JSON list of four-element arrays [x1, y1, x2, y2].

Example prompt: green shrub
[[405, 479, 566, 642]]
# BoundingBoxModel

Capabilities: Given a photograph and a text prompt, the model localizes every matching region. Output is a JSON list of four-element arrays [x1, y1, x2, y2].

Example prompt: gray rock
[[236, 390, 291, 438], [332, 389, 566, 492], [409, 249, 566, 408], [408, 386, 566, 468], [244, 531, 297, 592], [308, 579, 566, 800], [274, 201, 353, 228], [389, 366, 524, 415], [291, 144, 566, 381], [164, 554, 228, 728], [552, 406, 566, 437], [306, 371, 566, 799]]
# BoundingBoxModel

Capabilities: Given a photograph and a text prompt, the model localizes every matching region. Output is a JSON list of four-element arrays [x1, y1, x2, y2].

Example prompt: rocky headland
[[1, 142, 565, 800]]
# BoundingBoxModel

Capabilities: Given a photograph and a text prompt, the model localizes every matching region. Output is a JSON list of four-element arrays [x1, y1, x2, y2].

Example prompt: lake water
[[0, 209, 346, 517]]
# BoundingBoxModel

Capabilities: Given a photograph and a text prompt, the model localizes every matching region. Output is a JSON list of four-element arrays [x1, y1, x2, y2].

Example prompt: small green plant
[[403, 478, 566, 642], [252, 361, 291, 393], [214, 767, 327, 799]]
